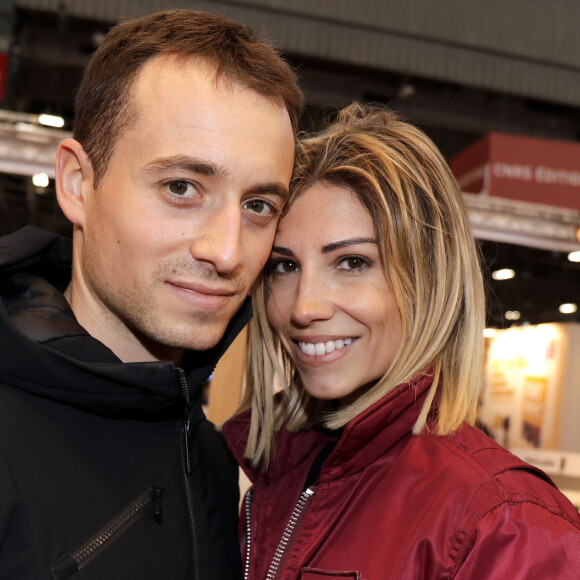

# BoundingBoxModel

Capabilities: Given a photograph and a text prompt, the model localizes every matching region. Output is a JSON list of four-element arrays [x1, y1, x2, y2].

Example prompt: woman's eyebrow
[[322, 238, 377, 253], [272, 238, 376, 257], [271, 246, 294, 256]]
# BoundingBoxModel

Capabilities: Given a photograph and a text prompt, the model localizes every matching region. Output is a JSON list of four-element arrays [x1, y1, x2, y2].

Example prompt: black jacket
[[0, 227, 245, 579]]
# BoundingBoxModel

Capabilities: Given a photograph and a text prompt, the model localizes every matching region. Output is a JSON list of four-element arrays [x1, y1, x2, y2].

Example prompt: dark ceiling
[[2, 7, 580, 330], [480, 240, 580, 328]]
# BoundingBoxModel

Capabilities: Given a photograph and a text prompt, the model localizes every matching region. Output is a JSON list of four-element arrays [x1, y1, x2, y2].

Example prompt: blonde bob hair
[[240, 103, 485, 467]]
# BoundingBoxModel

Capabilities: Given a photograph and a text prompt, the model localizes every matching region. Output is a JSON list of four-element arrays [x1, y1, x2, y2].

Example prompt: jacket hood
[[0, 226, 251, 418], [224, 371, 434, 484]]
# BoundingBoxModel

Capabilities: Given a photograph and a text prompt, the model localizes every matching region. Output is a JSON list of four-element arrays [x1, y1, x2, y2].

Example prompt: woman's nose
[[290, 272, 334, 326]]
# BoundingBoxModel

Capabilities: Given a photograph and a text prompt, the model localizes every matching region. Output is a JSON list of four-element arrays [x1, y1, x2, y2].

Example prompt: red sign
[[450, 132, 580, 211]]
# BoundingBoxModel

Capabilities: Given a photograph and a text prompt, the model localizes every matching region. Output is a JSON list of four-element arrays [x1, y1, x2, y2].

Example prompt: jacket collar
[[321, 371, 433, 479], [0, 226, 252, 417], [226, 371, 434, 485]]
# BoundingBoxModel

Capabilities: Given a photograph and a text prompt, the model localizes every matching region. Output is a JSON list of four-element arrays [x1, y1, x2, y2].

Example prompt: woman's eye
[[167, 180, 195, 196], [338, 256, 369, 271], [270, 259, 298, 275]]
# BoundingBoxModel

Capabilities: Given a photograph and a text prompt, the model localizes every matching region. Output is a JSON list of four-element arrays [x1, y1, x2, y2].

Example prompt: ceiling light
[[397, 82, 415, 100], [15, 122, 36, 132], [32, 172, 49, 188], [38, 113, 65, 128], [492, 268, 515, 280], [568, 251, 580, 262], [505, 310, 521, 320], [559, 303, 578, 314]]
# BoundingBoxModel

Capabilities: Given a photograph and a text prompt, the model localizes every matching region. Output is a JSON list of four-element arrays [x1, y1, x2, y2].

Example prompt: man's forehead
[[134, 54, 246, 101], [133, 53, 289, 123]]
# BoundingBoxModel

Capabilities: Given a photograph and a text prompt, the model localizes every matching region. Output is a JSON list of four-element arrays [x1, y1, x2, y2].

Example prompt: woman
[[223, 104, 580, 579]]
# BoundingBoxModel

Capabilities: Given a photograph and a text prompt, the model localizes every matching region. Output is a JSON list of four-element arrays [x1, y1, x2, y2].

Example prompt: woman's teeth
[[298, 338, 353, 356]]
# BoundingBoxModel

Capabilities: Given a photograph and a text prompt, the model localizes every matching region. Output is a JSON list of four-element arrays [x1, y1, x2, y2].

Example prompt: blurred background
[[1, 0, 580, 501]]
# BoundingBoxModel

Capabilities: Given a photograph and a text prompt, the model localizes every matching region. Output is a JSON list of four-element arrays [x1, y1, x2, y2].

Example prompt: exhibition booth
[[479, 323, 580, 508]]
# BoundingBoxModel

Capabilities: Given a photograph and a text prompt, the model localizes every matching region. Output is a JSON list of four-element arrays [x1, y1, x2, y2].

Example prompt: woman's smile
[[296, 337, 355, 356]]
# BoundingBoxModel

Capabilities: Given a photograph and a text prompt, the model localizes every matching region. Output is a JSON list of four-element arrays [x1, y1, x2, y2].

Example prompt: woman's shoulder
[[423, 422, 550, 482], [411, 425, 580, 576], [411, 423, 580, 527]]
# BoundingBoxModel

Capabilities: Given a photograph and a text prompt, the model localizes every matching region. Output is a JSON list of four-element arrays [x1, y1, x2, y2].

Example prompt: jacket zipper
[[178, 367, 200, 580], [243, 490, 254, 580], [245, 487, 315, 580], [51, 486, 164, 579]]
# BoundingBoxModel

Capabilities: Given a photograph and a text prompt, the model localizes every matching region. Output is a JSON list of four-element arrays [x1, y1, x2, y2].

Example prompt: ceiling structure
[[1, 0, 580, 328]]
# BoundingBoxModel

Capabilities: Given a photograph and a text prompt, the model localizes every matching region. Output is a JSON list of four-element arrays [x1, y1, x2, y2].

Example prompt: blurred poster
[[478, 324, 567, 450]]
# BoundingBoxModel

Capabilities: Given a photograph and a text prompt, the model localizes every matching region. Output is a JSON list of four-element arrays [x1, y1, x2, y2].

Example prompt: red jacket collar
[[224, 370, 435, 484]]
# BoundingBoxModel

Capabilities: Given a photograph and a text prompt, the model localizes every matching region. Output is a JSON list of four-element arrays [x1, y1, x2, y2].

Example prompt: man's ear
[[55, 138, 94, 227]]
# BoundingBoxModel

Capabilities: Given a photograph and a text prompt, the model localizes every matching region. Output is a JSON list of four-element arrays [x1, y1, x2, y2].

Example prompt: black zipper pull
[[150, 486, 165, 525], [183, 417, 192, 475], [176, 367, 190, 405]]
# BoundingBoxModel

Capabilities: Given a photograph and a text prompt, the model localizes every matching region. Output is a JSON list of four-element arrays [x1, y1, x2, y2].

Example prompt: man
[[0, 9, 302, 579]]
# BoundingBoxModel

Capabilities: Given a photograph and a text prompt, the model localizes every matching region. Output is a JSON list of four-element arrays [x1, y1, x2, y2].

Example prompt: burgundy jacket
[[224, 372, 580, 579]]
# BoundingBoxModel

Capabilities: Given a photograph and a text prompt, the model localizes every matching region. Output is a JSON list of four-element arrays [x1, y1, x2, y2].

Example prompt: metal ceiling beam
[[13, 0, 580, 108]]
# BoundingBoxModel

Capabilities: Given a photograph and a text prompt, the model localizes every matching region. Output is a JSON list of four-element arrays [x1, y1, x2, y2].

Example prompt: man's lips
[[168, 280, 237, 296], [166, 280, 239, 308]]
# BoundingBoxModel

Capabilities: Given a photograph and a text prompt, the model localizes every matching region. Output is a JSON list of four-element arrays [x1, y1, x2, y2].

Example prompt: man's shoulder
[[0, 227, 70, 269]]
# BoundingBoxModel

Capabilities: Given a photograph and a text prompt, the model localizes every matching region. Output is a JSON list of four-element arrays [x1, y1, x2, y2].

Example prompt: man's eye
[[167, 180, 193, 196], [244, 199, 276, 216]]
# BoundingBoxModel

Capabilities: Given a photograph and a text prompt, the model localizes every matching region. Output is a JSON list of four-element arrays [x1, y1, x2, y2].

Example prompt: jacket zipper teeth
[[265, 488, 315, 580], [71, 487, 163, 568], [178, 367, 193, 475], [175, 367, 199, 579], [177, 367, 190, 405], [243, 489, 254, 580], [182, 425, 200, 580]]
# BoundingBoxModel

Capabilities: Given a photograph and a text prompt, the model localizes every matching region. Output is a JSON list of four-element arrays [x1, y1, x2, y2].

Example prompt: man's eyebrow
[[322, 238, 377, 253], [251, 183, 290, 203], [144, 155, 225, 178]]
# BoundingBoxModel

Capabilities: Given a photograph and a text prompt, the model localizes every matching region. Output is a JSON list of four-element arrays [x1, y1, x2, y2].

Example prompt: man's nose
[[188, 204, 244, 275]]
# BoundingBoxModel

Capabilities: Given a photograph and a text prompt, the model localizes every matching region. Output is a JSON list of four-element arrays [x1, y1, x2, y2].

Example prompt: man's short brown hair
[[73, 9, 304, 186]]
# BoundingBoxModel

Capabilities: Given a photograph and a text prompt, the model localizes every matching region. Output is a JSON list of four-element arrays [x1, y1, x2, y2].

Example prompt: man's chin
[[131, 318, 230, 360], [173, 323, 230, 353]]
